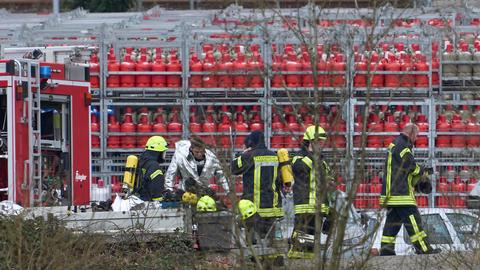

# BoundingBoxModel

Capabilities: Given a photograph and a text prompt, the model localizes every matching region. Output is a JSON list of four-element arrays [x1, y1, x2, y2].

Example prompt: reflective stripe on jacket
[[380, 134, 425, 206]]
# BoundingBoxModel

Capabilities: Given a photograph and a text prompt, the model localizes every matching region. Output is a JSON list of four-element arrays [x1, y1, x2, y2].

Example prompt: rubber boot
[[380, 243, 396, 256]]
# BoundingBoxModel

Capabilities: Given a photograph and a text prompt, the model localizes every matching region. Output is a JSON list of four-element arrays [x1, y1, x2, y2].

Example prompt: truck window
[[446, 213, 478, 243]]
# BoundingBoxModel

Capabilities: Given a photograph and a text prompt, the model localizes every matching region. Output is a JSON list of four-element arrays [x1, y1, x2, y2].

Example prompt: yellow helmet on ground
[[145, 136, 168, 152], [238, 199, 257, 220], [303, 125, 327, 141], [196, 195, 217, 212], [182, 192, 198, 205]]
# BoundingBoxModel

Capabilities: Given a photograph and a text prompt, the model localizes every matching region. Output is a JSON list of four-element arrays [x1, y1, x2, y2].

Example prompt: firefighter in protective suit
[[380, 123, 441, 256], [165, 137, 229, 201], [231, 131, 284, 244], [289, 125, 336, 259], [137, 136, 168, 201]]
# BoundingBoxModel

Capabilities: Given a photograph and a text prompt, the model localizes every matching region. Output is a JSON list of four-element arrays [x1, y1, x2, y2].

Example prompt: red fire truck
[[0, 58, 91, 207]]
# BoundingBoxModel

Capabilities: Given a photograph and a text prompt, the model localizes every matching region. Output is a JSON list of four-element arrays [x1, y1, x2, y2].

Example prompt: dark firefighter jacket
[[380, 133, 425, 206], [292, 149, 333, 215], [137, 150, 165, 201], [231, 132, 283, 218]]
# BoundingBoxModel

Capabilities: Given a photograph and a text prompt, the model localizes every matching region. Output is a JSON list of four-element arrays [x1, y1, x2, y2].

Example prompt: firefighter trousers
[[380, 206, 433, 255]]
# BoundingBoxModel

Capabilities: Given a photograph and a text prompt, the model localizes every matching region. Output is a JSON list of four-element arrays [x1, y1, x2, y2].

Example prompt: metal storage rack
[[0, 5, 479, 208]]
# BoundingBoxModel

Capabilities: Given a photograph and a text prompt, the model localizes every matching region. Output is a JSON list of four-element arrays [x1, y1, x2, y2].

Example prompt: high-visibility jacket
[[292, 149, 333, 215], [231, 147, 283, 218], [380, 134, 425, 206], [137, 150, 165, 201]]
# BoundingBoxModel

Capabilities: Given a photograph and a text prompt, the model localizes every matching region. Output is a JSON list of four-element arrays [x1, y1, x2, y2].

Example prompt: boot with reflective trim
[[379, 244, 396, 256]]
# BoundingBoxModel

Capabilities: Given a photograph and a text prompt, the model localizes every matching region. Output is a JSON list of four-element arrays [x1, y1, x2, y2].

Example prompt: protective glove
[[161, 189, 174, 202]]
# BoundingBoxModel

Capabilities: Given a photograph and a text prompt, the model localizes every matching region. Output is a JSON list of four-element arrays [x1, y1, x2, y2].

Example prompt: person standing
[[379, 123, 440, 255], [289, 125, 336, 258]]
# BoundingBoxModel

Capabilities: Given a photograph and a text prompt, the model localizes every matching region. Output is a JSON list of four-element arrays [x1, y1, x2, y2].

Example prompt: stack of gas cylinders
[[105, 47, 182, 88], [353, 169, 383, 209], [98, 106, 183, 149], [353, 42, 438, 88], [436, 105, 480, 148], [354, 105, 429, 148], [187, 105, 264, 149], [270, 44, 346, 88], [442, 38, 480, 79], [436, 166, 479, 208], [189, 43, 264, 89], [271, 105, 346, 149]]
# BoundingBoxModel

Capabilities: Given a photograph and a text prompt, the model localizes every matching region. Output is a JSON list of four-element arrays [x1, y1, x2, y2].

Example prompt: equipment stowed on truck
[[0, 58, 91, 207]]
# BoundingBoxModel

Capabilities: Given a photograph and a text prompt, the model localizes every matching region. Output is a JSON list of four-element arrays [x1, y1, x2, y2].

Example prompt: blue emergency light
[[40, 66, 52, 79]]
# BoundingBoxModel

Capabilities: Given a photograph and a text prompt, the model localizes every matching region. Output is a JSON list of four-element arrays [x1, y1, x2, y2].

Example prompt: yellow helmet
[[145, 136, 168, 152], [303, 125, 327, 141], [196, 195, 217, 212], [182, 192, 198, 205], [238, 199, 257, 220]]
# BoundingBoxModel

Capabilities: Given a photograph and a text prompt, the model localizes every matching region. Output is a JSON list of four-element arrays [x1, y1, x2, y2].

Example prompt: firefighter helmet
[[238, 199, 257, 220], [196, 195, 217, 212], [182, 191, 198, 205], [303, 125, 327, 141], [145, 136, 168, 152]]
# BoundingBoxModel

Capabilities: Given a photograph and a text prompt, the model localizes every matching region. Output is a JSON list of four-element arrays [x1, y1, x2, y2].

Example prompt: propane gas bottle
[[234, 114, 249, 148], [218, 114, 232, 148], [415, 114, 429, 148], [166, 53, 182, 88], [189, 115, 201, 135], [91, 113, 100, 148], [248, 52, 264, 88], [121, 114, 136, 148], [218, 54, 233, 88], [271, 114, 285, 148], [168, 113, 182, 143], [442, 43, 457, 77], [301, 52, 313, 87], [120, 54, 135, 88], [136, 113, 152, 148], [189, 53, 203, 88], [436, 114, 451, 147], [135, 54, 152, 88], [202, 113, 217, 146], [107, 51, 120, 88], [89, 54, 100, 88], [285, 53, 301, 87], [233, 54, 247, 88], [457, 42, 472, 77], [151, 49, 166, 88], [272, 54, 285, 88], [202, 53, 218, 88], [107, 115, 120, 148]]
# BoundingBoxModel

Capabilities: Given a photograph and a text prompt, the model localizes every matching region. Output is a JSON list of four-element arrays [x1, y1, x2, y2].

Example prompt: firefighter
[[231, 131, 284, 243], [165, 136, 229, 200], [379, 123, 441, 256], [136, 136, 168, 201], [289, 125, 336, 258]]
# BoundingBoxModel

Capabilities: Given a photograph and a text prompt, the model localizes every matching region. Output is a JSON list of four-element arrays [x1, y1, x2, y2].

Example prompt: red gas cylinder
[[436, 115, 451, 147], [120, 54, 135, 88], [432, 57, 440, 87], [89, 54, 100, 88], [285, 115, 300, 148], [234, 114, 249, 148], [354, 115, 363, 147], [233, 54, 247, 88], [218, 114, 232, 148], [451, 114, 466, 148], [369, 53, 384, 87], [301, 52, 313, 87], [436, 176, 449, 192], [400, 54, 415, 87], [436, 196, 448, 208], [153, 115, 167, 134], [317, 58, 330, 87], [218, 54, 233, 88], [111, 176, 122, 199], [303, 115, 313, 126], [337, 176, 346, 192], [452, 176, 466, 192], [91, 113, 100, 148], [137, 113, 152, 148], [415, 114, 429, 148], [151, 49, 166, 88], [383, 115, 398, 147], [355, 182, 368, 209], [367, 113, 383, 147], [189, 115, 201, 135], [466, 118, 480, 147], [285, 53, 301, 87], [202, 53, 218, 88], [370, 176, 382, 209], [166, 53, 182, 88], [167, 113, 182, 143], [120, 114, 136, 148], [354, 58, 367, 87], [332, 53, 346, 87], [189, 54, 202, 88], [248, 52, 263, 88], [135, 54, 152, 88], [399, 115, 411, 130], [271, 114, 284, 148], [414, 54, 429, 87], [384, 54, 401, 88], [202, 113, 217, 146], [107, 52, 120, 88], [107, 115, 120, 148], [250, 114, 264, 132], [272, 54, 285, 88], [416, 196, 428, 207]]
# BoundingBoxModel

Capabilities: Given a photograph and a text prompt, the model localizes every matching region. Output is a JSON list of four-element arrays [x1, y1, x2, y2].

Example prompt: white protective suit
[[164, 140, 229, 193]]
